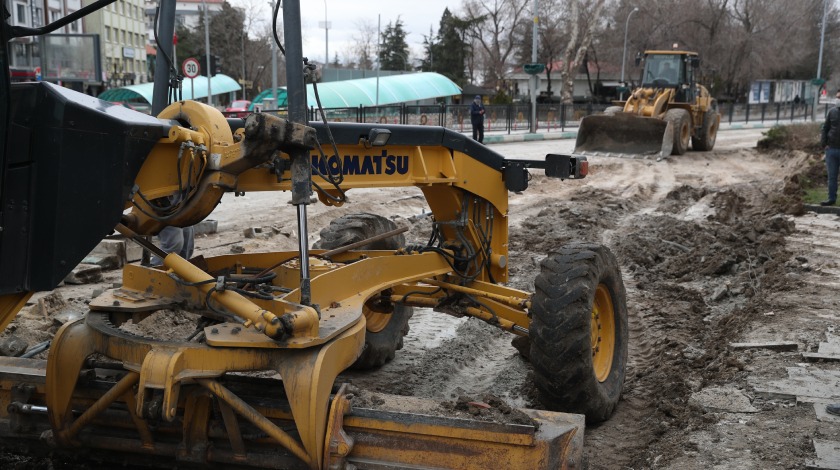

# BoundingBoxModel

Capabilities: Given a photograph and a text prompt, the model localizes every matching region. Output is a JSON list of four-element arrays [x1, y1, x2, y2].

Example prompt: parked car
[[225, 100, 252, 118]]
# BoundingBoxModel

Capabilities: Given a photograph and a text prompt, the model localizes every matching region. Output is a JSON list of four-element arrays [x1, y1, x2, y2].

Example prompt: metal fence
[[223, 101, 829, 134]]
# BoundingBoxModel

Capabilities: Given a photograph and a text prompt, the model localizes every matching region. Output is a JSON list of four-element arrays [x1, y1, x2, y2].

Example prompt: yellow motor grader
[[574, 50, 720, 160], [0, 1, 628, 468]]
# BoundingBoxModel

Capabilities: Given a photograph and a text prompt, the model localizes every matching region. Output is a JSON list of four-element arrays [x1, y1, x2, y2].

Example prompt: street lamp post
[[620, 7, 639, 100], [319, 1, 330, 66]]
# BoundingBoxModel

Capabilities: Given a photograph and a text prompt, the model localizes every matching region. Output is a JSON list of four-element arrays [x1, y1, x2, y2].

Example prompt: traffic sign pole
[[182, 58, 200, 101]]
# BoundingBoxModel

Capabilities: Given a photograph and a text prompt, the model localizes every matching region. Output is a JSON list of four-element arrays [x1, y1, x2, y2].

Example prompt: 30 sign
[[182, 58, 200, 79]]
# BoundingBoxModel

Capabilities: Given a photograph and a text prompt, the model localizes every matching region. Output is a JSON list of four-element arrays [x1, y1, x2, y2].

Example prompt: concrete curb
[[804, 204, 840, 215]]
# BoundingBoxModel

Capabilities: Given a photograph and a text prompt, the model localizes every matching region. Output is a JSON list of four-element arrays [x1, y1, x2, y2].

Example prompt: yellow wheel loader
[[0, 1, 628, 468], [574, 50, 721, 160]]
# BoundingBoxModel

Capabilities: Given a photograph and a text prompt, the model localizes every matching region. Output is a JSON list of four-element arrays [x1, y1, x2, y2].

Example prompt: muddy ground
[[5, 130, 840, 469]]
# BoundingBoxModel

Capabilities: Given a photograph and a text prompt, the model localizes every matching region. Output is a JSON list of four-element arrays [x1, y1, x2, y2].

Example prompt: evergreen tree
[[378, 18, 410, 71], [425, 9, 471, 86]]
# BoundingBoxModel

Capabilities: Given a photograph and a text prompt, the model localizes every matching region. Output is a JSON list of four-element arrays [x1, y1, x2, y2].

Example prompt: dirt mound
[[756, 123, 822, 154]]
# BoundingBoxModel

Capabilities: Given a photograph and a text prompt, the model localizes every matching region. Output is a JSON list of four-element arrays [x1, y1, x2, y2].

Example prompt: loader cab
[[642, 54, 684, 88], [641, 52, 699, 103]]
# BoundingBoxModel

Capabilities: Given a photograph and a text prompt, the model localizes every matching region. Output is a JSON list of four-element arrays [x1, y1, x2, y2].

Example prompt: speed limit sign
[[182, 58, 200, 79]]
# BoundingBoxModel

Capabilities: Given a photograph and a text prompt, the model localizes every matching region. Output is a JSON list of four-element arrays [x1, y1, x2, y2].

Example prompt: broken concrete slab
[[53, 309, 83, 326], [91, 237, 143, 265], [814, 404, 840, 423], [689, 386, 759, 413], [63, 263, 103, 285], [193, 219, 218, 236], [807, 439, 840, 470], [30, 292, 67, 318], [803, 333, 840, 361], [730, 341, 798, 351], [752, 366, 840, 403], [82, 254, 121, 270], [803, 352, 840, 362]]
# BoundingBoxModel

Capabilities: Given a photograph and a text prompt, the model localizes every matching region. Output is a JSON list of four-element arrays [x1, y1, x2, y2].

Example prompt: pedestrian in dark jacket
[[820, 89, 840, 206], [470, 95, 486, 143]]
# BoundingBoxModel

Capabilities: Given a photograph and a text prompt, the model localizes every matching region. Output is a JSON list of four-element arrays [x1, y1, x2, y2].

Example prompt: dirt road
[[197, 127, 835, 468], [5, 127, 839, 469]]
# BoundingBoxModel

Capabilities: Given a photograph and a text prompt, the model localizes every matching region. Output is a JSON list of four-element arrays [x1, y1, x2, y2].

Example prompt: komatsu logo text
[[311, 150, 409, 176]]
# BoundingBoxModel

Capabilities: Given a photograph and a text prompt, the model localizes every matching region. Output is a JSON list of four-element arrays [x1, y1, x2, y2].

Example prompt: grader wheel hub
[[591, 284, 616, 382]]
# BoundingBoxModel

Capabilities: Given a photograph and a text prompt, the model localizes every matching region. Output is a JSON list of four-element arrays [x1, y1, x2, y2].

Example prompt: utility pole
[[202, 0, 212, 106], [530, 0, 539, 133]]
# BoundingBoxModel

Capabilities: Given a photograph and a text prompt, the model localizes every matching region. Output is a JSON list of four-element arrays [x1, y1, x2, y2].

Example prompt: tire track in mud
[[503, 148, 808, 468]]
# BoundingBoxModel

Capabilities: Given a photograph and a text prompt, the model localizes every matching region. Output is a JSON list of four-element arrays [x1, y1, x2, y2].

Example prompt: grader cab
[[0, 1, 628, 468]]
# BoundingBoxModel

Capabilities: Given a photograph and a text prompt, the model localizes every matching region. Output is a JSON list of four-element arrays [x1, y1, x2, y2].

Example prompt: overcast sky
[[234, 1, 462, 66]]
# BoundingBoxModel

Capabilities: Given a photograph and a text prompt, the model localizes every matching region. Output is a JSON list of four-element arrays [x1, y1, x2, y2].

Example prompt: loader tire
[[665, 108, 691, 155], [314, 213, 405, 250], [603, 106, 624, 116], [691, 110, 720, 151], [315, 213, 411, 370], [530, 242, 628, 423]]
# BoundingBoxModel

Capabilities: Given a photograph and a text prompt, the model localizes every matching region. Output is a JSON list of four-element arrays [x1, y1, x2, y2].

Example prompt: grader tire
[[692, 110, 720, 151], [315, 213, 411, 370], [665, 108, 691, 155], [530, 242, 628, 423], [314, 213, 405, 250]]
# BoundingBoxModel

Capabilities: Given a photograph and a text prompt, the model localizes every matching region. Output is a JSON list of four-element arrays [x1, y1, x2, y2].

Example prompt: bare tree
[[461, 0, 530, 89], [553, 0, 606, 103], [350, 19, 377, 70]]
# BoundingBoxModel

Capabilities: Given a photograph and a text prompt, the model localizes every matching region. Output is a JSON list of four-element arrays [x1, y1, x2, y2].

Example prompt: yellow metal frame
[[0, 102, 587, 469]]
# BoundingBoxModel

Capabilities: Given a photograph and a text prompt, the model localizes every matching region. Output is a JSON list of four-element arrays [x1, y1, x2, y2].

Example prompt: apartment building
[[84, 0, 148, 89], [144, 0, 223, 45], [6, 0, 46, 80]]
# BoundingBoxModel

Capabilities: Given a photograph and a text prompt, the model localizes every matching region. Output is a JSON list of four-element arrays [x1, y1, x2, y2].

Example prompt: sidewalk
[[479, 118, 818, 145]]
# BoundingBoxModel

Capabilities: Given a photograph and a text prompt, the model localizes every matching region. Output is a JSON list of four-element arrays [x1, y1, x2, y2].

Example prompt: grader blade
[[575, 112, 673, 160], [0, 356, 584, 470]]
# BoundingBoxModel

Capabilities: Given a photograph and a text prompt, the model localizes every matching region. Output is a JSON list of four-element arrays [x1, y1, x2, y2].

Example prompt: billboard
[[41, 34, 101, 83]]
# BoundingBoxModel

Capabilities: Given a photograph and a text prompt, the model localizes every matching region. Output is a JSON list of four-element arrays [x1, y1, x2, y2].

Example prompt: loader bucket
[[574, 112, 674, 160]]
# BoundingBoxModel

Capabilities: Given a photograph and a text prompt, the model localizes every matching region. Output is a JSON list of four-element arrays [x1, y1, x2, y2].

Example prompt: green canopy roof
[[251, 72, 461, 110], [98, 74, 242, 104]]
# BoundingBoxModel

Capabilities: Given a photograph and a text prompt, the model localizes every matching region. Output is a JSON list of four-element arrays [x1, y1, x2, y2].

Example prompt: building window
[[13, 43, 27, 66], [105, 26, 111, 42], [70, 20, 78, 33], [50, 10, 60, 24], [15, 3, 26, 25]]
